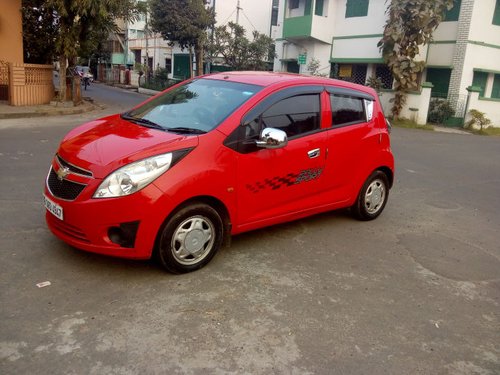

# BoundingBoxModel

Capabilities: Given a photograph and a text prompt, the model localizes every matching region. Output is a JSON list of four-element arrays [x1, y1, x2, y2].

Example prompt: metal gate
[[0, 60, 9, 101]]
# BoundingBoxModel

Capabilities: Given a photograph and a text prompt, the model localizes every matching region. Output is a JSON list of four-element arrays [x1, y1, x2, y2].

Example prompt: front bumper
[[44, 183, 172, 260]]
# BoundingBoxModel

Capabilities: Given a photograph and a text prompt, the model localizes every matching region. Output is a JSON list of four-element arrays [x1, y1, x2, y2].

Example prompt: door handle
[[308, 148, 321, 159]]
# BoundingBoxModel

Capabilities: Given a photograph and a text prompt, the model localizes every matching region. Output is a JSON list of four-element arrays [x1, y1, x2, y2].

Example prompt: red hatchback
[[44, 72, 394, 273]]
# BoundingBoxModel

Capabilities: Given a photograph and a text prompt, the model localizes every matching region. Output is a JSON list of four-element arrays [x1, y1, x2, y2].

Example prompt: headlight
[[94, 153, 174, 198]]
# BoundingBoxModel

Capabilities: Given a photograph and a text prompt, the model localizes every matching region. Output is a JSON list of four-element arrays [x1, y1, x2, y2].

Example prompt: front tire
[[351, 171, 389, 221], [157, 203, 223, 273]]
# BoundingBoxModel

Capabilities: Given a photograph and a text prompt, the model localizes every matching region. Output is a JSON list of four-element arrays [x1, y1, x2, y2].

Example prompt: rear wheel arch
[[377, 166, 394, 188]]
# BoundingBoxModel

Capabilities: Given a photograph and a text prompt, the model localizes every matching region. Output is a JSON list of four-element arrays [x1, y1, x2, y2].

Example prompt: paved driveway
[[0, 87, 499, 374]]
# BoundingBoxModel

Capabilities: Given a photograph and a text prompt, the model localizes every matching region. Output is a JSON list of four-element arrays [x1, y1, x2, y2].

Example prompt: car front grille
[[47, 167, 87, 201], [56, 154, 93, 177]]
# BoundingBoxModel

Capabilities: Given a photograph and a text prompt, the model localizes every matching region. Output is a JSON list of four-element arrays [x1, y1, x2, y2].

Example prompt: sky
[[208, 0, 275, 38]]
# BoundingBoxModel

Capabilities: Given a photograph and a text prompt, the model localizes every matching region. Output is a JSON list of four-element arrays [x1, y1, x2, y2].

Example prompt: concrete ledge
[[138, 87, 162, 96], [0, 99, 104, 119]]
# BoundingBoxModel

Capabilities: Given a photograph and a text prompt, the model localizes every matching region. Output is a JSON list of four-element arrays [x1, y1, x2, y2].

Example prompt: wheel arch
[[153, 195, 232, 257], [377, 166, 394, 189]]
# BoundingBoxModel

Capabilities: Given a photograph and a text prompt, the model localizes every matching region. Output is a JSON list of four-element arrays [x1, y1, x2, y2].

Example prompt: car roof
[[203, 71, 375, 95]]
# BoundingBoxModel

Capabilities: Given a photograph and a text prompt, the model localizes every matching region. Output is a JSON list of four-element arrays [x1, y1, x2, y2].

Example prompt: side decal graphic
[[246, 168, 323, 193]]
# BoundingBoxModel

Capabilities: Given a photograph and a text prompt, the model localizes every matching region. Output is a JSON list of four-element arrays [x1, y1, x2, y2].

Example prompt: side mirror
[[255, 128, 288, 149]]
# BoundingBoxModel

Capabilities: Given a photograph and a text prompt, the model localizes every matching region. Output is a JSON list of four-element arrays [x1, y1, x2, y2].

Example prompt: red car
[[44, 72, 394, 273]]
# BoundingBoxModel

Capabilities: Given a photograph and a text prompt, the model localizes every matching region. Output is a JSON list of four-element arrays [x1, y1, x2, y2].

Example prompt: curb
[[0, 102, 105, 120]]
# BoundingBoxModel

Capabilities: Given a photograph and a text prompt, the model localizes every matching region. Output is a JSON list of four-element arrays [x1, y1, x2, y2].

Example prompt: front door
[[233, 92, 327, 226]]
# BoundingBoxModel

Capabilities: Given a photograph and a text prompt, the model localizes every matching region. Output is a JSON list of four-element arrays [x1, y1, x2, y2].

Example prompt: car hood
[[58, 114, 198, 178]]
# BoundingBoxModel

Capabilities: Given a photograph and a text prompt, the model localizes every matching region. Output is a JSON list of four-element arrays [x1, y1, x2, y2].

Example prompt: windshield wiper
[[166, 127, 207, 134], [121, 114, 164, 130]]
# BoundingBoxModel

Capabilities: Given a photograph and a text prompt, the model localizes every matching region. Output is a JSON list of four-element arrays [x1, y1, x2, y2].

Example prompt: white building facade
[[273, 0, 500, 126]]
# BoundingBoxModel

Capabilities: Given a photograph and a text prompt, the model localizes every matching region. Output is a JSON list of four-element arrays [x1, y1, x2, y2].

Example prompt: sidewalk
[[433, 125, 471, 135], [0, 97, 103, 119]]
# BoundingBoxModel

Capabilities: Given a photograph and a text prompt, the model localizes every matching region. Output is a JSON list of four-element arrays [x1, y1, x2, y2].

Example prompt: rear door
[[322, 87, 379, 202]]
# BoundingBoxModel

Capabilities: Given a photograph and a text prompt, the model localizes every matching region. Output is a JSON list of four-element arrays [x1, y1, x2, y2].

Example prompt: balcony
[[283, 0, 331, 43]]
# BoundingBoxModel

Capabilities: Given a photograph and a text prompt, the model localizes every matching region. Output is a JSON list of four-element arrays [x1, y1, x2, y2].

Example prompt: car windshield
[[123, 78, 262, 133]]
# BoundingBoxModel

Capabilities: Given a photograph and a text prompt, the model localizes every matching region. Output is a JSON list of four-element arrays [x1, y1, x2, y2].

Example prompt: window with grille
[[444, 0, 461, 21], [375, 65, 393, 89], [289, 0, 299, 9], [345, 0, 369, 18], [331, 63, 367, 85]]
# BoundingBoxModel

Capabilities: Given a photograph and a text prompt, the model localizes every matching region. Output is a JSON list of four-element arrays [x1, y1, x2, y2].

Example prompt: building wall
[[0, 0, 23, 63]]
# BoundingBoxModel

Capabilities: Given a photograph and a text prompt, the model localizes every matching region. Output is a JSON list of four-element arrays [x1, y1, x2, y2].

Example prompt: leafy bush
[[466, 109, 491, 131], [366, 76, 383, 93], [427, 98, 454, 124], [140, 68, 178, 91]]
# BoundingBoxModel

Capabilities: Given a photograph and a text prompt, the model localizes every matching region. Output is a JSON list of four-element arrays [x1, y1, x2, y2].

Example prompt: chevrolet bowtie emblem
[[56, 166, 70, 181]]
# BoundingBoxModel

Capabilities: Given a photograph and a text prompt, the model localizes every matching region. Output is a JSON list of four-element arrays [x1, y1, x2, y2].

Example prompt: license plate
[[44, 195, 64, 220]]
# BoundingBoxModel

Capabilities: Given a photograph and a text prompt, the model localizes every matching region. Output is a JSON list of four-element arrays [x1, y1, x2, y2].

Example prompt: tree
[[149, 0, 214, 77], [378, 0, 454, 119], [307, 58, 327, 77], [208, 22, 275, 71], [47, 0, 138, 100], [22, 0, 59, 64]]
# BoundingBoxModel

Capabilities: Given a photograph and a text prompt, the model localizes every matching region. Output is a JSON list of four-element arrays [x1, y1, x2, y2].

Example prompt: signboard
[[298, 54, 307, 65], [339, 64, 353, 78]]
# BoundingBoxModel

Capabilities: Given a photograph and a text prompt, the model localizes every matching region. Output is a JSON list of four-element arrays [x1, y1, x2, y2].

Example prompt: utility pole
[[236, 0, 241, 25]]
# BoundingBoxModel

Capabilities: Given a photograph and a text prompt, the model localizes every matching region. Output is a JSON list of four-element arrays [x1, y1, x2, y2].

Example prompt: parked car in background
[[44, 71, 394, 273]]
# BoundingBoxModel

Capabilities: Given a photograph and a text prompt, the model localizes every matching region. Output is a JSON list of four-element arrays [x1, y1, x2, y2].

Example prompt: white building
[[274, 0, 500, 126]]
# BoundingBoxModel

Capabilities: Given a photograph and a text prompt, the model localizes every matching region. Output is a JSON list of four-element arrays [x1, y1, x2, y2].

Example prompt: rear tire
[[351, 171, 389, 221], [157, 203, 223, 274]]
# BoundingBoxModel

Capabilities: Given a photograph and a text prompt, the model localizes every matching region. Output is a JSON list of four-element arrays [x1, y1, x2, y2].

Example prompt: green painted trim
[[330, 58, 384, 63], [467, 85, 482, 93], [444, 117, 465, 127], [493, 0, 500, 26], [421, 82, 434, 88], [332, 34, 383, 40], [473, 68, 500, 75], [468, 40, 500, 50], [429, 40, 457, 44], [478, 97, 500, 102], [426, 65, 454, 69]]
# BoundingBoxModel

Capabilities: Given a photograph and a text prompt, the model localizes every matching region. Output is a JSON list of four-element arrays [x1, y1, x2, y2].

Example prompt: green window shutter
[[472, 71, 488, 98], [444, 0, 461, 22], [493, 0, 500, 26], [305, 0, 312, 15], [426, 68, 452, 98], [315, 0, 324, 16], [492, 74, 500, 99], [345, 0, 369, 18]]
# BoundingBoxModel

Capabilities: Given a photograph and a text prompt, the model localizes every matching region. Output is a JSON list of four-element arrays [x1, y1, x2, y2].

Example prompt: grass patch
[[391, 118, 434, 131], [467, 127, 500, 136]]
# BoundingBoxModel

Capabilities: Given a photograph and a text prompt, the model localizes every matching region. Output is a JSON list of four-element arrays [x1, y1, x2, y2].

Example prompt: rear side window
[[330, 94, 366, 127]]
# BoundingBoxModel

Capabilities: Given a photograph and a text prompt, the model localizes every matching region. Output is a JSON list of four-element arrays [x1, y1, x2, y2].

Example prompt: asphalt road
[[1, 84, 499, 374]]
